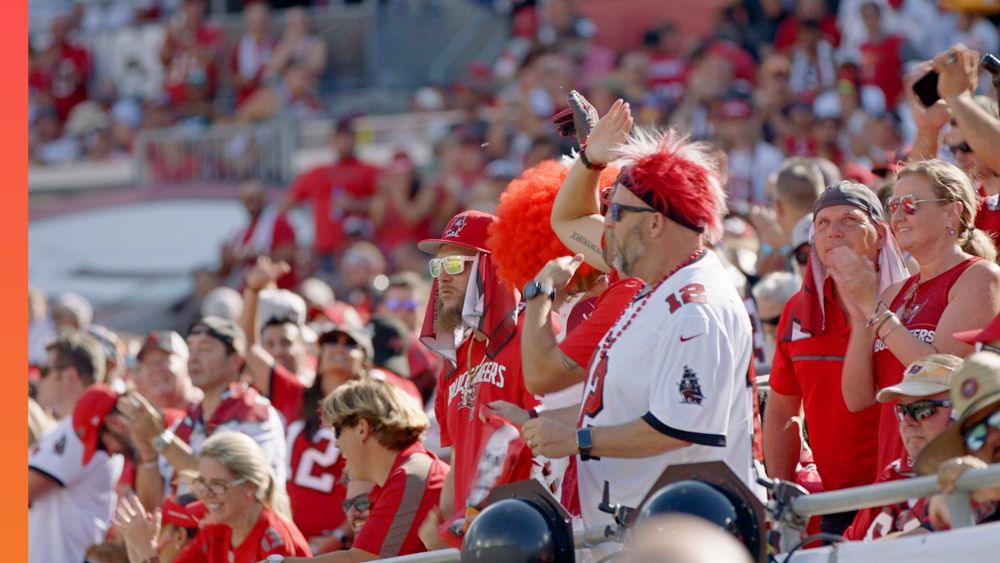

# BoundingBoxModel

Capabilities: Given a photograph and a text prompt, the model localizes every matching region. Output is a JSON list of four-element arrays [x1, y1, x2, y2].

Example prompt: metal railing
[[373, 463, 1000, 562], [133, 120, 296, 186]]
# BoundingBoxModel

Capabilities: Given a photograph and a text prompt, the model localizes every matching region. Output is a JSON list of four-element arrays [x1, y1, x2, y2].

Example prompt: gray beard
[[434, 295, 464, 334]]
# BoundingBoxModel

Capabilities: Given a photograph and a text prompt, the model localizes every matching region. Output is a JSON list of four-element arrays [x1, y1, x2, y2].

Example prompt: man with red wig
[[523, 99, 763, 528], [416, 211, 539, 536]]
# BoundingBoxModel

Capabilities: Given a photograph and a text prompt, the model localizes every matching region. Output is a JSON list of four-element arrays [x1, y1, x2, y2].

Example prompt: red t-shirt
[[873, 258, 980, 472], [559, 276, 644, 369], [353, 443, 448, 557], [859, 35, 905, 107], [974, 185, 1000, 246], [774, 16, 841, 51], [769, 280, 881, 490], [269, 363, 305, 424], [371, 367, 424, 406], [175, 506, 311, 562], [434, 326, 539, 511], [285, 420, 347, 539], [287, 158, 381, 254], [843, 457, 930, 541], [28, 41, 91, 121], [162, 24, 223, 107], [232, 213, 298, 289]]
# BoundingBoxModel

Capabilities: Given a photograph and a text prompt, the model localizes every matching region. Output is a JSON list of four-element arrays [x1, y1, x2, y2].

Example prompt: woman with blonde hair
[[283, 378, 449, 562], [114, 431, 311, 562], [836, 158, 1000, 475]]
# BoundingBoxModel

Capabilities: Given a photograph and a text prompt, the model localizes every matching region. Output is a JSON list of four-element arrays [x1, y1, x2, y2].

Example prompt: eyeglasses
[[963, 409, 1000, 452], [609, 202, 657, 222], [341, 493, 371, 513], [429, 255, 475, 278], [975, 341, 1000, 355], [793, 244, 810, 267], [948, 142, 974, 155], [894, 399, 952, 422], [886, 194, 949, 216], [191, 476, 247, 497], [383, 297, 418, 312]]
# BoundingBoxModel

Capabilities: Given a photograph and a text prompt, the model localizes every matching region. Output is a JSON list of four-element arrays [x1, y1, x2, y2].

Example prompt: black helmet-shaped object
[[461, 498, 574, 562], [639, 480, 761, 559]]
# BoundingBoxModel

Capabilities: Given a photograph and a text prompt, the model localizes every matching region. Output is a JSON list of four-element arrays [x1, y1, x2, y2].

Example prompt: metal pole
[[789, 463, 1000, 518], [378, 549, 461, 563]]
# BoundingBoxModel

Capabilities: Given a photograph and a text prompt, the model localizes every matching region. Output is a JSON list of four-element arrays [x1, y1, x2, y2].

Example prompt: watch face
[[523, 282, 540, 299]]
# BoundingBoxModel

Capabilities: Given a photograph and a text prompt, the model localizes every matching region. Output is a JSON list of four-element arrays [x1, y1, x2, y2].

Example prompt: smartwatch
[[577, 427, 595, 461], [522, 281, 556, 302], [152, 430, 175, 454], [266, 555, 285, 563]]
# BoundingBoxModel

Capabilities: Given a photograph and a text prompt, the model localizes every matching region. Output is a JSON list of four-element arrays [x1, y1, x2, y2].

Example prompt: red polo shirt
[[287, 157, 380, 254], [353, 443, 448, 557], [769, 279, 881, 490]]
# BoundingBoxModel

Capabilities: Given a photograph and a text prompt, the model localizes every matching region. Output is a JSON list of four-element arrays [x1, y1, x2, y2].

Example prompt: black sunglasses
[[793, 244, 810, 267], [342, 493, 371, 513], [948, 142, 974, 155], [609, 202, 658, 221], [893, 399, 952, 422]]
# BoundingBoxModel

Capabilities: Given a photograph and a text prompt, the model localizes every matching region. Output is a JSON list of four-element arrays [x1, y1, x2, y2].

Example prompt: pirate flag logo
[[678, 366, 705, 405]]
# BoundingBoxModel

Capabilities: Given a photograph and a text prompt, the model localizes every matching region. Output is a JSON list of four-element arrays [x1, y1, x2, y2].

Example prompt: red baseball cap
[[954, 313, 1000, 344], [73, 384, 119, 465], [418, 210, 496, 255], [161, 496, 207, 529]]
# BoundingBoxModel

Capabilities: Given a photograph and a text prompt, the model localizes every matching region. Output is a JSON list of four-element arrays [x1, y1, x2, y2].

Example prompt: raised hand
[[584, 99, 633, 167]]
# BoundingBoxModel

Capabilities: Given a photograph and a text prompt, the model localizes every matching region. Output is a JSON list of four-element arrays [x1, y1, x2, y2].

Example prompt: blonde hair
[[321, 378, 429, 450], [199, 432, 291, 521], [896, 159, 997, 261]]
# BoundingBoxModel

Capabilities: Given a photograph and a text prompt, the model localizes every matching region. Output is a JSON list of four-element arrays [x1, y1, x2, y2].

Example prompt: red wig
[[487, 159, 620, 290], [615, 128, 727, 243]]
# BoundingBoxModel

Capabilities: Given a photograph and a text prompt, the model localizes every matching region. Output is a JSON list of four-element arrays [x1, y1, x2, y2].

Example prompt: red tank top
[[871, 257, 980, 471]]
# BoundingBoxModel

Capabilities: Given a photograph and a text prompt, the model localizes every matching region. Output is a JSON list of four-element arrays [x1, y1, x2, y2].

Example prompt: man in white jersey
[[29, 384, 129, 563], [523, 99, 762, 528]]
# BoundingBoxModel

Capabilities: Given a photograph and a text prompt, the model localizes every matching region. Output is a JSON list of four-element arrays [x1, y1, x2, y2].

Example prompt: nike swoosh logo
[[679, 335, 698, 342]]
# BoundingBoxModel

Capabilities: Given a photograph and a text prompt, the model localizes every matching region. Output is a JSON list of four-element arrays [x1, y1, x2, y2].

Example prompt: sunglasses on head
[[342, 493, 371, 513], [963, 409, 1000, 453], [383, 297, 418, 312], [948, 142, 974, 155], [609, 202, 657, 222], [429, 255, 475, 278], [887, 194, 949, 216], [894, 399, 952, 422], [975, 341, 1000, 354]]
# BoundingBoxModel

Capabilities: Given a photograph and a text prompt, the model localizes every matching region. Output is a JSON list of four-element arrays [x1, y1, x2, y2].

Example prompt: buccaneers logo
[[444, 213, 469, 238], [678, 366, 705, 405], [580, 354, 609, 421]]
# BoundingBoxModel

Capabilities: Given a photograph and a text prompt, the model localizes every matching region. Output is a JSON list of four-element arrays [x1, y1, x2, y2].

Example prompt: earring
[[948, 227, 957, 236]]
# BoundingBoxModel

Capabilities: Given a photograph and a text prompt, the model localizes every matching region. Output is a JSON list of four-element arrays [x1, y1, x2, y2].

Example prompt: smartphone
[[982, 53, 1000, 75], [912, 70, 940, 107]]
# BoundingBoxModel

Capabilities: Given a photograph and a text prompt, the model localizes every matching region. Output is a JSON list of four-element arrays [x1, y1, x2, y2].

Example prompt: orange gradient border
[[9, 0, 28, 558]]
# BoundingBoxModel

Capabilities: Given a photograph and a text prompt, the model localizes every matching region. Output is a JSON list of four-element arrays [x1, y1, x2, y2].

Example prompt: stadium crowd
[[27, 0, 1000, 562]]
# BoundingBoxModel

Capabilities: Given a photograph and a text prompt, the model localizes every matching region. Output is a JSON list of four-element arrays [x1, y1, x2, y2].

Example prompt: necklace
[[598, 248, 706, 360]]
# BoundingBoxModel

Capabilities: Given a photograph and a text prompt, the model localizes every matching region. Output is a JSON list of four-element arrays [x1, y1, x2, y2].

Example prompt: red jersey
[[28, 41, 91, 121], [873, 258, 980, 472], [974, 185, 1000, 246], [354, 443, 448, 557], [371, 367, 424, 406], [288, 158, 381, 254], [559, 275, 644, 369], [774, 16, 841, 51], [285, 420, 347, 539], [859, 35, 905, 107], [162, 24, 223, 108], [843, 457, 930, 541], [268, 363, 305, 424], [228, 212, 298, 289], [175, 506, 311, 562], [230, 35, 276, 106], [434, 326, 539, 511], [770, 279, 881, 490]]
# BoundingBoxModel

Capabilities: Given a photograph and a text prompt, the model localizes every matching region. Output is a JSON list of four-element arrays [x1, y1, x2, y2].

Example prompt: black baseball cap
[[813, 181, 884, 222], [318, 325, 374, 361], [368, 315, 412, 378], [188, 316, 247, 356]]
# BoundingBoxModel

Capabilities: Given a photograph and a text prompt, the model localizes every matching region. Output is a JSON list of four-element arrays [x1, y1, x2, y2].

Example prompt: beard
[[434, 294, 464, 334], [605, 223, 645, 276]]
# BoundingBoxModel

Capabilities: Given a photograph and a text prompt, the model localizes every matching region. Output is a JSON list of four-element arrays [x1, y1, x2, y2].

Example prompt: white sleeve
[[233, 406, 288, 485], [641, 312, 736, 448], [28, 422, 84, 488]]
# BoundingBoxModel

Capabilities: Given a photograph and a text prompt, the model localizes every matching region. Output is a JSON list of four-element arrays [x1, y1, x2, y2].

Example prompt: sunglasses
[[342, 493, 371, 513], [975, 342, 1000, 354], [963, 409, 1000, 453], [191, 476, 247, 497], [429, 255, 475, 278], [383, 297, 418, 312], [887, 194, 949, 216], [609, 202, 657, 222], [324, 335, 359, 349], [894, 399, 952, 422], [948, 142, 974, 155]]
